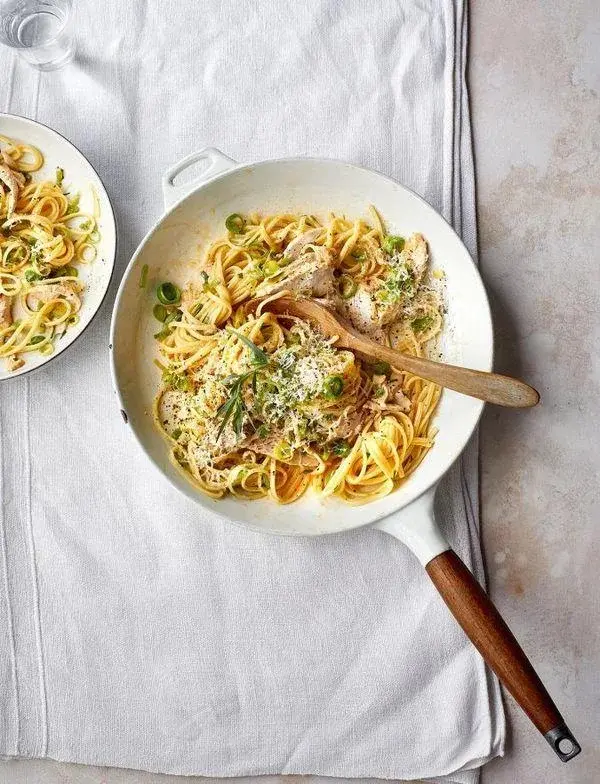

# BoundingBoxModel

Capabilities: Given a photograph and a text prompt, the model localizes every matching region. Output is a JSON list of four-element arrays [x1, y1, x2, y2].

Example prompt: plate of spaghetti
[[111, 150, 492, 534], [0, 114, 116, 379]]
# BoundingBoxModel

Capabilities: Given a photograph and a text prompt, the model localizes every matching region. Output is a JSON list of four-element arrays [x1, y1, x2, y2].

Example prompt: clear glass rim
[[0, 0, 72, 52]]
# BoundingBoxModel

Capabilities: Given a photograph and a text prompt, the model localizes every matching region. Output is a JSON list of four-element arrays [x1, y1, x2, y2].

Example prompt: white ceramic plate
[[0, 113, 116, 380], [111, 150, 493, 537]]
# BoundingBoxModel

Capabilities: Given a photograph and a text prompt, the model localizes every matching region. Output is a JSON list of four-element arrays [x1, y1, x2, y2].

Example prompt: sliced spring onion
[[66, 194, 80, 215], [154, 326, 172, 340], [156, 281, 181, 305], [262, 259, 280, 277], [331, 440, 351, 457], [29, 335, 45, 345], [382, 235, 405, 254], [273, 441, 293, 461], [411, 315, 434, 333], [225, 213, 245, 234], [164, 309, 180, 325], [139, 264, 149, 289], [322, 375, 344, 399], [24, 268, 42, 283], [60, 266, 78, 278], [257, 424, 270, 439], [367, 360, 392, 377], [153, 303, 169, 322], [55, 167, 64, 187], [3, 244, 27, 267], [339, 274, 358, 299]]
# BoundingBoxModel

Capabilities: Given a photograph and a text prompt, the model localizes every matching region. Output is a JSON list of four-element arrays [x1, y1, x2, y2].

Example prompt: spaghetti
[[0, 134, 100, 371], [152, 209, 443, 505]]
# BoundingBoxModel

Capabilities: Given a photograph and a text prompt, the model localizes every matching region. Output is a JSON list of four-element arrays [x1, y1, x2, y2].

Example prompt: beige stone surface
[[1, 1, 597, 782], [472, 0, 599, 782]]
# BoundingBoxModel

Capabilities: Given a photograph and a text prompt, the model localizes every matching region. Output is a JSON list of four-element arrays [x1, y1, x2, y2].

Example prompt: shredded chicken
[[343, 233, 430, 333], [256, 240, 335, 300], [6, 356, 25, 372], [0, 164, 21, 218], [400, 233, 428, 286], [282, 228, 323, 262], [328, 408, 365, 441], [0, 153, 26, 188], [0, 294, 13, 330], [344, 278, 401, 333], [25, 281, 82, 312], [388, 380, 411, 412]]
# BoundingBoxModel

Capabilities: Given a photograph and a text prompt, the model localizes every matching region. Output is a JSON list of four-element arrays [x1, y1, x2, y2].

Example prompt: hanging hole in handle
[[544, 723, 581, 762], [558, 739, 574, 755]]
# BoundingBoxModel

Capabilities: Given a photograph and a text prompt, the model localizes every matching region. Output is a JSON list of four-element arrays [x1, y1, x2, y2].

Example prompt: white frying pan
[[110, 149, 580, 762]]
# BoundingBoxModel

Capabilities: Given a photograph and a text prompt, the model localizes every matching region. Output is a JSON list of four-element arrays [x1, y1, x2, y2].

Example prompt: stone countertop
[[1, 0, 597, 782]]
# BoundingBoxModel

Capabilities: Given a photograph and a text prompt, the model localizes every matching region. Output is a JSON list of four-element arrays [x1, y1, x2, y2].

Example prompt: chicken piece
[[344, 233, 429, 333], [256, 242, 335, 300], [7, 355, 25, 372], [0, 294, 13, 330], [399, 233, 428, 286], [0, 164, 21, 217], [388, 380, 411, 412], [328, 408, 364, 441], [344, 277, 402, 333], [25, 281, 82, 312], [283, 228, 323, 262]]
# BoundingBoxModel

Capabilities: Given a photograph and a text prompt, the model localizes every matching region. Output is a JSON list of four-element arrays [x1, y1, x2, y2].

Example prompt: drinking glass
[[0, 0, 73, 70]]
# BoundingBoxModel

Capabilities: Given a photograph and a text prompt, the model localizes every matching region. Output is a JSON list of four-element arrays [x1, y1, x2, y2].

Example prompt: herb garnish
[[215, 329, 270, 440]]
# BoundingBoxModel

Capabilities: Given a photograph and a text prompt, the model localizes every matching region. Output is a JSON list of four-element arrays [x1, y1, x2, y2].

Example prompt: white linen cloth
[[0, 1, 505, 781]]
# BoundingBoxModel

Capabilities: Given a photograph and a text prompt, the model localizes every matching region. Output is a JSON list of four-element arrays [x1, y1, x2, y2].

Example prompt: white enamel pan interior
[[0, 113, 116, 381], [110, 148, 493, 556]]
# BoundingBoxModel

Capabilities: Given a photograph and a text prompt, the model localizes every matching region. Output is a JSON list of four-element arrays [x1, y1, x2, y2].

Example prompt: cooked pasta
[[0, 134, 100, 372], [151, 209, 443, 505]]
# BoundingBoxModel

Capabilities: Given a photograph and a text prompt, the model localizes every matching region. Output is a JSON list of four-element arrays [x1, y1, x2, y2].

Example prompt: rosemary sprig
[[215, 329, 270, 441], [227, 328, 269, 366]]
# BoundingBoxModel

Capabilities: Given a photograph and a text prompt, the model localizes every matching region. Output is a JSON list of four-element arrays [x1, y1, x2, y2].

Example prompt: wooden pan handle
[[426, 550, 581, 762]]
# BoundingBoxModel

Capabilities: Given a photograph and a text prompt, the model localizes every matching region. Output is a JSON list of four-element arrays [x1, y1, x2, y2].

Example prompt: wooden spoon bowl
[[260, 296, 539, 408]]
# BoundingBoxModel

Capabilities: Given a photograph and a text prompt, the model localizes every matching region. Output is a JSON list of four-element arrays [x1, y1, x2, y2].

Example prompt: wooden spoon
[[261, 296, 539, 408]]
